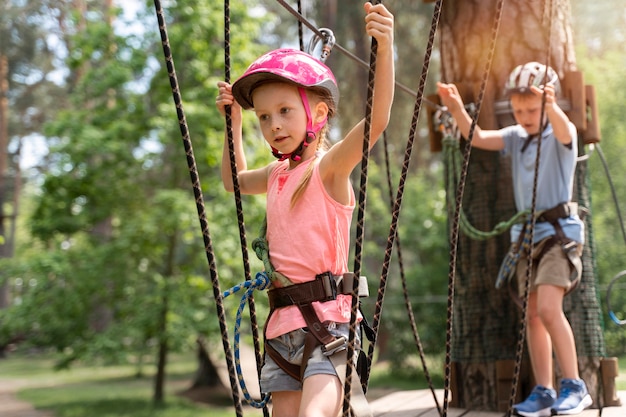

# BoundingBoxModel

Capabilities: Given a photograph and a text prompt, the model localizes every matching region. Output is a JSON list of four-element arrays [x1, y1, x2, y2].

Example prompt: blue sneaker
[[513, 385, 557, 417], [551, 378, 592, 415]]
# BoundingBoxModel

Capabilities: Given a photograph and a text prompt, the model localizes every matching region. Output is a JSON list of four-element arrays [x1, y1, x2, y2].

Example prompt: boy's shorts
[[516, 236, 583, 294], [260, 322, 359, 393]]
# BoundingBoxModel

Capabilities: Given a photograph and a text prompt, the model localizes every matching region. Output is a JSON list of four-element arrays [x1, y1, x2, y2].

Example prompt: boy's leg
[[535, 284, 579, 379], [526, 291, 554, 388]]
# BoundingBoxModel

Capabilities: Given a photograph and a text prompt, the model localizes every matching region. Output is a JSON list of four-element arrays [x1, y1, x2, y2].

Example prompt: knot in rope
[[222, 272, 272, 408]]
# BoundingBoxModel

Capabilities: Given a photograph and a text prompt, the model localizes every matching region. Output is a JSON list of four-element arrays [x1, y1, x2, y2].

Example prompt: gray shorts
[[260, 322, 359, 393]]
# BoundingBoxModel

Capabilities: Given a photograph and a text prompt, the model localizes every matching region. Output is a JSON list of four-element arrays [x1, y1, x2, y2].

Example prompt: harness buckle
[[322, 336, 347, 356], [562, 239, 577, 253]]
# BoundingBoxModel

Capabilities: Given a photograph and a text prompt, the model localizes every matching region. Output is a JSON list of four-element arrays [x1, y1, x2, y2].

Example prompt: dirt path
[[0, 379, 54, 417]]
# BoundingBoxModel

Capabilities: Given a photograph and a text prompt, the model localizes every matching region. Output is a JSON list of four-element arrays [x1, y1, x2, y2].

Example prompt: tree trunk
[[191, 337, 224, 388], [438, 0, 606, 410]]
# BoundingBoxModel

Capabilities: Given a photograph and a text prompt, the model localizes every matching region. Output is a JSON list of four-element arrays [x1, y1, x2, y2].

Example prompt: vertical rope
[[222, 1, 268, 414], [366, 0, 443, 404], [443, 0, 505, 415], [297, 0, 304, 51], [505, 1, 555, 414], [381, 132, 443, 414], [344, 0, 380, 413], [151, 1, 243, 415]]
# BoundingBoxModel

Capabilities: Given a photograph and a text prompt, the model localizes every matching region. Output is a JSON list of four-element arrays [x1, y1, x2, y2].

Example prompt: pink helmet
[[232, 48, 339, 109]]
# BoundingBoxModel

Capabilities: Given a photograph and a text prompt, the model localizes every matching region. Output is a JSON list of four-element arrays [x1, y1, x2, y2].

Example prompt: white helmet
[[504, 62, 560, 96]]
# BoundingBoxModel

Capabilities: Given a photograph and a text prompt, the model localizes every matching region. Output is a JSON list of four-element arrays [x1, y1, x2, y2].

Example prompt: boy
[[437, 62, 592, 417]]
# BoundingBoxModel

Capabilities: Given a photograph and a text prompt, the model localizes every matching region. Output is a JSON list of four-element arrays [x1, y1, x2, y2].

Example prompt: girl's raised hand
[[216, 81, 241, 117], [364, 2, 394, 47]]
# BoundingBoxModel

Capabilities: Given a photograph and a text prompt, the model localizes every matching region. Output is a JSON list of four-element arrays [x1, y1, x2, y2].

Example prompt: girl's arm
[[320, 2, 395, 199], [217, 81, 270, 195]]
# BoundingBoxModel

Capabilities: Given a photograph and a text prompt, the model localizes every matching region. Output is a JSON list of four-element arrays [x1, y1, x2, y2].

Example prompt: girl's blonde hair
[[290, 87, 336, 208]]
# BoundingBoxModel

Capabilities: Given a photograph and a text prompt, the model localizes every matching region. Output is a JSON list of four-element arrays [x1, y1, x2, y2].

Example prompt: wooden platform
[[369, 389, 626, 417]]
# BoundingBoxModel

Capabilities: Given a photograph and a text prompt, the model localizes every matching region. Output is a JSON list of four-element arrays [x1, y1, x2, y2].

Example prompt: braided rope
[[506, 1, 556, 414], [381, 132, 443, 414], [342, 0, 381, 412], [151, 1, 243, 415], [222, 2, 268, 414], [442, 0, 505, 415], [442, 134, 532, 240], [366, 0, 443, 404]]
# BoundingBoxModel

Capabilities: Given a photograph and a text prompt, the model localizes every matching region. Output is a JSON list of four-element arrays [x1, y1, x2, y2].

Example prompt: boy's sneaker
[[551, 378, 593, 415], [513, 385, 557, 417]]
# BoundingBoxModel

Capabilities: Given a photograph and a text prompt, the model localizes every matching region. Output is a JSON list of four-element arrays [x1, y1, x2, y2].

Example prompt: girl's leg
[[271, 390, 302, 417], [299, 373, 343, 417]]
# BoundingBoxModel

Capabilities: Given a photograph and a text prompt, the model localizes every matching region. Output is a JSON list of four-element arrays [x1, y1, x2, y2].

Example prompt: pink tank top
[[265, 155, 355, 339]]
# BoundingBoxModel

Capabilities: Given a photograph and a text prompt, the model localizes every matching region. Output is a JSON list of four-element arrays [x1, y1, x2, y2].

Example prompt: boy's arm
[[436, 82, 504, 151], [531, 85, 573, 145]]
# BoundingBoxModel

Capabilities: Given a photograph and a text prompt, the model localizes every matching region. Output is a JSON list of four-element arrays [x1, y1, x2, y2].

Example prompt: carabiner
[[306, 28, 336, 63]]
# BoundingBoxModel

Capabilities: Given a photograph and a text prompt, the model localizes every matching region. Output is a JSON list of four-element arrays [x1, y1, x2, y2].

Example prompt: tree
[[436, 0, 607, 411], [0, 0, 274, 406], [0, 0, 64, 322]]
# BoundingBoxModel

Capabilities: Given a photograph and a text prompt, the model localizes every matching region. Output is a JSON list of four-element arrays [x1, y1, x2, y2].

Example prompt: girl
[[216, 3, 394, 416]]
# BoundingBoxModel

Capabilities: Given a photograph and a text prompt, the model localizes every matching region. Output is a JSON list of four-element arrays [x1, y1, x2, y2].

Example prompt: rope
[[343, 0, 380, 412], [606, 270, 626, 326], [222, 273, 273, 408], [274, 0, 440, 109], [222, 1, 269, 414], [151, 1, 243, 415], [380, 131, 442, 414], [506, 1, 556, 414], [442, 0, 505, 415], [594, 143, 626, 327], [441, 134, 531, 240], [365, 1, 443, 413]]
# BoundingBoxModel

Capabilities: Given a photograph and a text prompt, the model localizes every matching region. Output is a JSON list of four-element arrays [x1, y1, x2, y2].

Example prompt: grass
[[1, 350, 624, 417]]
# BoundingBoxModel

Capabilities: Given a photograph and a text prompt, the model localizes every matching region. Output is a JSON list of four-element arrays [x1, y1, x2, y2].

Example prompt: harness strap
[[268, 272, 356, 309], [263, 272, 373, 416], [537, 202, 579, 223], [532, 202, 583, 293]]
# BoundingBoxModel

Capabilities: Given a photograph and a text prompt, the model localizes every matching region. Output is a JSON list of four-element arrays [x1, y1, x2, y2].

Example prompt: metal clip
[[306, 28, 335, 63], [322, 336, 347, 356]]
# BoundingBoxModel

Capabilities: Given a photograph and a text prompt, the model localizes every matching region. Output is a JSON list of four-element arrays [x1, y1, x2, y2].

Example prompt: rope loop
[[223, 272, 272, 408]]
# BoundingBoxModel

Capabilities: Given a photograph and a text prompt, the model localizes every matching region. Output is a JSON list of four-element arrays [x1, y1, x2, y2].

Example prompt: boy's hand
[[530, 84, 557, 108], [437, 82, 465, 114]]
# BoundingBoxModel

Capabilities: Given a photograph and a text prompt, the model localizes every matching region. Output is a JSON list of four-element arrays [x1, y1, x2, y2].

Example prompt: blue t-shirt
[[500, 122, 584, 244]]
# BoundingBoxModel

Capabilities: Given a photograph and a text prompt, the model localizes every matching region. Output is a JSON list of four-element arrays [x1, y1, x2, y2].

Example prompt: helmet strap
[[270, 88, 327, 162]]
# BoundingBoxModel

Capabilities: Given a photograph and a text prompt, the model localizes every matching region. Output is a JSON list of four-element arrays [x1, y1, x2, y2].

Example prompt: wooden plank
[[601, 391, 626, 417], [370, 389, 626, 417]]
